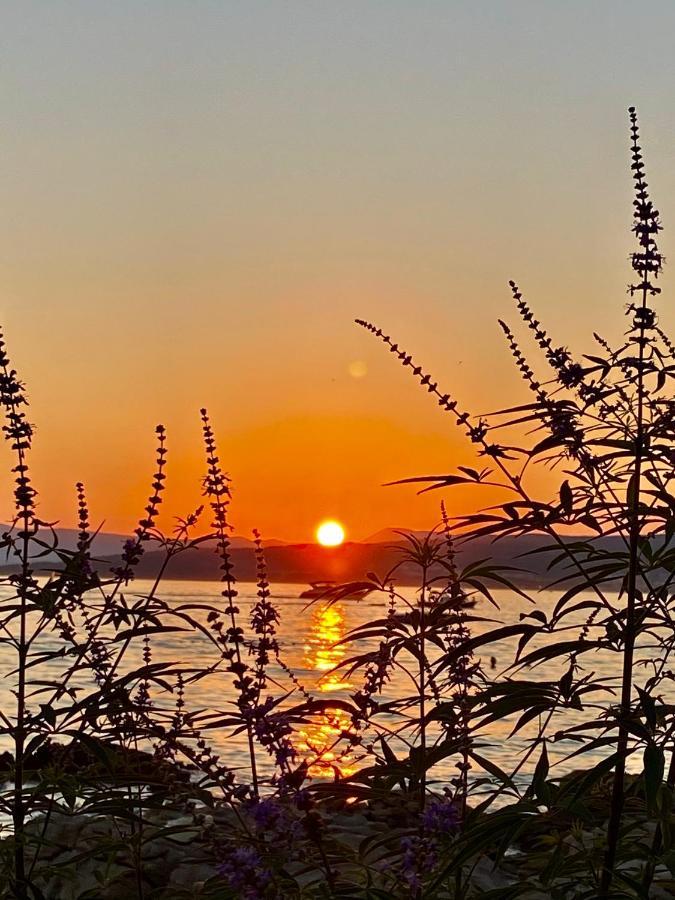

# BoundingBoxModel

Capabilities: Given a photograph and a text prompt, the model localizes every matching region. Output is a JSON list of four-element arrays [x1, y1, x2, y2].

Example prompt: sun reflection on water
[[293, 602, 357, 777]]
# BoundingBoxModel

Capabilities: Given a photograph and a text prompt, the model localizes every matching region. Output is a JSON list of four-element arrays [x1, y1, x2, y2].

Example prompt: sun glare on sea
[[316, 520, 345, 547]]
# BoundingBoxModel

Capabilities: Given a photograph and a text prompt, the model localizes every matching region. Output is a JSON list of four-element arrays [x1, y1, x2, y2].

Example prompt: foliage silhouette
[[0, 106, 672, 898], [354, 106, 675, 897]]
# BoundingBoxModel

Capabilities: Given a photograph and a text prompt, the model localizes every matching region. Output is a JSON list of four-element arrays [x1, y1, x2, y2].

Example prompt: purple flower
[[247, 797, 303, 847], [217, 845, 274, 899], [422, 798, 460, 836], [400, 835, 437, 891], [251, 798, 282, 831]]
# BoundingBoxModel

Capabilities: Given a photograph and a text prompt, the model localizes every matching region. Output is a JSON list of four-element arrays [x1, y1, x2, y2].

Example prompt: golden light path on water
[[293, 602, 357, 777], [0, 580, 647, 799]]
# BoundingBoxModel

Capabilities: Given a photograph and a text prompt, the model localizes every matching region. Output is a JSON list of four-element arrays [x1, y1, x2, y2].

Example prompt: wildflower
[[250, 797, 282, 831], [111, 427, 165, 580], [352, 639, 392, 714], [422, 797, 460, 836], [250, 531, 280, 694], [468, 419, 488, 443], [217, 845, 274, 899], [400, 834, 437, 892], [558, 362, 584, 388], [249, 797, 302, 845]]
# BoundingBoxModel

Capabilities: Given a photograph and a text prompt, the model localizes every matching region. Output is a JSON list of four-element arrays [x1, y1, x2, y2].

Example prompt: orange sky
[[2, 4, 675, 541]]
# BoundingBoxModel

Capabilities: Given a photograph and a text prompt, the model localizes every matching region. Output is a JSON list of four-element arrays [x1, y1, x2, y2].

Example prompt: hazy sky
[[2, 1, 675, 540]]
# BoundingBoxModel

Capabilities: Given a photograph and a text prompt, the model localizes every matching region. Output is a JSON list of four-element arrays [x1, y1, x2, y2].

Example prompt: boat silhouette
[[299, 581, 337, 600]]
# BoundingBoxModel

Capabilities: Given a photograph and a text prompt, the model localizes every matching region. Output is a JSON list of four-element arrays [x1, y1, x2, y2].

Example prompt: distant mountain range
[[0, 526, 289, 560], [0, 526, 638, 588]]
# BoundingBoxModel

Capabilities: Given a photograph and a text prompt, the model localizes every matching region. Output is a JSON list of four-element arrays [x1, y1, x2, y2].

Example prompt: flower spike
[[628, 106, 663, 299]]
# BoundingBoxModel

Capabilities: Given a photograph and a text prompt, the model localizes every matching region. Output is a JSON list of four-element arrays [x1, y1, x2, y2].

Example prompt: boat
[[299, 581, 337, 600]]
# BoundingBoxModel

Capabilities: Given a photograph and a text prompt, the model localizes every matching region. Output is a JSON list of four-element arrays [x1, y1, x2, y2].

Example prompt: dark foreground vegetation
[[0, 108, 673, 897]]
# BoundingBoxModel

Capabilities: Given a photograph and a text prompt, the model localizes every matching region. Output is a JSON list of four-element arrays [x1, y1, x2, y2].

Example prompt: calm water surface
[[0, 580, 654, 797]]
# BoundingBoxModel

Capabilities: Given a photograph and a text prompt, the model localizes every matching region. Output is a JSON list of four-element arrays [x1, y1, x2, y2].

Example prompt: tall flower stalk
[[357, 107, 675, 895], [200, 408, 260, 798], [599, 105, 663, 897], [0, 330, 35, 899]]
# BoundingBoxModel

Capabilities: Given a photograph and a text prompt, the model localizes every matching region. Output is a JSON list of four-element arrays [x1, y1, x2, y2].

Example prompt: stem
[[8, 405, 32, 900], [13, 524, 28, 900], [418, 566, 428, 813], [642, 746, 675, 892], [599, 266, 649, 899]]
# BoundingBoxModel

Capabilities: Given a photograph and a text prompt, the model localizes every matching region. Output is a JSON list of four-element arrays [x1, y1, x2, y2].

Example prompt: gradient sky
[[2, 1, 675, 541]]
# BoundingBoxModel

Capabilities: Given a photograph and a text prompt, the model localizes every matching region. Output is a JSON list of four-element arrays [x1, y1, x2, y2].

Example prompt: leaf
[[39, 704, 56, 728], [558, 667, 574, 701], [113, 625, 189, 641], [579, 513, 603, 533], [517, 639, 601, 667], [637, 686, 657, 731], [559, 480, 573, 515], [430, 808, 533, 883], [379, 735, 399, 768], [561, 752, 621, 804], [469, 751, 518, 793], [511, 705, 548, 736], [530, 435, 565, 457], [385, 474, 472, 493], [627, 472, 640, 512], [644, 743, 665, 814], [440, 623, 537, 665], [531, 741, 550, 805], [457, 466, 484, 480]]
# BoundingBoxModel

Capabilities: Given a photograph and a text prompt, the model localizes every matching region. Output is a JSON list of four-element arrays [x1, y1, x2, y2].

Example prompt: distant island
[[0, 526, 634, 587]]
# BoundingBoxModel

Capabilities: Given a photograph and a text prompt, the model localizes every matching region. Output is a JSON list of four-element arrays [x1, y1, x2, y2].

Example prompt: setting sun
[[316, 520, 345, 547]]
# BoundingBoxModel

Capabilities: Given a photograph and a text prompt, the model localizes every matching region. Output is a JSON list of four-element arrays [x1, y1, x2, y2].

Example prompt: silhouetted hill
[[0, 528, 651, 588], [0, 527, 130, 563], [2, 532, 642, 588], [0, 528, 288, 565], [120, 541, 408, 584], [362, 528, 430, 544]]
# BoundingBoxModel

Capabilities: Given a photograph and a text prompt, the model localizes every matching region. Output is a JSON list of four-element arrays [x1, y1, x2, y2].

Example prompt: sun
[[316, 520, 345, 547]]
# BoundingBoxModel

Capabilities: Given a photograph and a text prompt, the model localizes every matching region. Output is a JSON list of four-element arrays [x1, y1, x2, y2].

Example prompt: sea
[[0, 580, 651, 801]]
